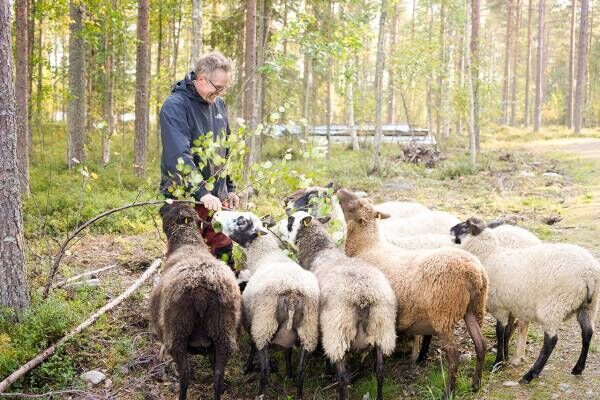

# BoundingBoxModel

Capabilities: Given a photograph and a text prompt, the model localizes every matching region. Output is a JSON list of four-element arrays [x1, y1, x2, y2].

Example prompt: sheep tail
[[287, 303, 296, 331]]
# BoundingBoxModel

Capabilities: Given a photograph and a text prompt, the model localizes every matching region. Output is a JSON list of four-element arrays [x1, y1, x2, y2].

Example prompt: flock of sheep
[[149, 186, 600, 400]]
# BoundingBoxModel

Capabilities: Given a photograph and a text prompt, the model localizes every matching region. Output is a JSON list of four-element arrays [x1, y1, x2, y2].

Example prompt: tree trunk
[[439, 3, 450, 138], [67, 0, 86, 168], [190, 0, 202, 68], [533, 0, 545, 132], [155, 0, 163, 153], [242, 0, 257, 207], [567, 0, 577, 128], [426, 4, 433, 137], [466, 0, 477, 165], [387, 1, 398, 124], [501, 0, 514, 125], [0, 0, 29, 312], [102, 2, 115, 167], [302, 54, 312, 140], [574, 0, 589, 133], [15, 0, 29, 193], [27, 0, 34, 146], [509, 0, 521, 126], [523, 0, 533, 126], [326, 0, 333, 159], [172, 0, 183, 82], [471, 0, 480, 151], [347, 61, 359, 151], [36, 19, 42, 127], [374, 0, 387, 172], [134, 0, 150, 176]]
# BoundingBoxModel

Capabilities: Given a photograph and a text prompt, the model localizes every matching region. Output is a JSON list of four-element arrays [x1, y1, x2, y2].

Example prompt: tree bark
[[466, 0, 477, 166], [326, 0, 333, 159], [566, 0, 577, 128], [471, 0, 480, 151], [171, 0, 183, 82], [155, 0, 163, 153], [190, 0, 202, 68], [387, 1, 398, 124], [15, 0, 29, 193], [533, 0, 545, 132], [574, 0, 589, 133], [302, 54, 312, 140], [0, 0, 29, 312], [242, 0, 257, 207], [67, 0, 86, 168], [134, 0, 150, 176], [509, 0, 521, 126], [374, 0, 387, 172], [347, 60, 359, 151], [102, 2, 116, 167], [501, 0, 514, 125], [523, 0, 533, 126]]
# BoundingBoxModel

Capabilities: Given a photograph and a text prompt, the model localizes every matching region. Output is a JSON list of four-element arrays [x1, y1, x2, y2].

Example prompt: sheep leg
[[440, 335, 459, 398], [212, 346, 228, 400], [510, 321, 529, 366], [335, 358, 348, 400], [374, 345, 385, 400], [285, 348, 295, 379], [243, 342, 257, 374], [171, 348, 191, 400], [520, 332, 558, 383], [258, 346, 270, 394], [572, 308, 594, 375], [503, 315, 516, 359], [410, 335, 422, 363], [494, 320, 507, 367], [465, 312, 486, 391], [296, 348, 311, 400], [416, 335, 432, 366]]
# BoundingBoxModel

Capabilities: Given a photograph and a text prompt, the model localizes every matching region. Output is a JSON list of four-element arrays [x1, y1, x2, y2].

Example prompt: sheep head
[[277, 211, 315, 249], [450, 217, 487, 244], [159, 203, 201, 239], [212, 211, 269, 248], [336, 188, 390, 225], [284, 183, 337, 217]]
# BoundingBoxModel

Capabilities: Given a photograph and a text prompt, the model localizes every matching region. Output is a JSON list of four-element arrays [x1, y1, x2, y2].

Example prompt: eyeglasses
[[206, 77, 226, 94]]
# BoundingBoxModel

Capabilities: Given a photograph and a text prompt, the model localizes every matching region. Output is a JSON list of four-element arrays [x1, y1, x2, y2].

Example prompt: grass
[[3, 122, 600, 397]]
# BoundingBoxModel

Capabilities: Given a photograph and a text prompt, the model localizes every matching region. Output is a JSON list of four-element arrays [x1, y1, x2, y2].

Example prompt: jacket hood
[[172, 72, 209, 103]]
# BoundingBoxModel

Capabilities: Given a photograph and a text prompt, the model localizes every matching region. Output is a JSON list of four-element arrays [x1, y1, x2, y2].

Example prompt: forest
[[1, 0, 600, 399]]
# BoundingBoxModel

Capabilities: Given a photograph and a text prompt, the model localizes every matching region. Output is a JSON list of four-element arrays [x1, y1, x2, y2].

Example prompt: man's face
[[194, 69, 230, 103]]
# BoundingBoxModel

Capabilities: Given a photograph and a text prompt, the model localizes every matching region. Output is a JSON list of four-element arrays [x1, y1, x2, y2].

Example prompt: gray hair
[[194, 52, 232, 78]]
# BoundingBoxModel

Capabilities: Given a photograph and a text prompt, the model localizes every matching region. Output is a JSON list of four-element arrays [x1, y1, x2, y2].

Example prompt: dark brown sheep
[[150, 203, 242, 400]]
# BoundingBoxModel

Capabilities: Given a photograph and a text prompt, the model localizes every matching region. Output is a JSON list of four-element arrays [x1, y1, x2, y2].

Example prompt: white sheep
[[372, 200, 430, 218], [213, 211, 319, 399], [278, 211, 397, 400], [451, 218, 600, 383]]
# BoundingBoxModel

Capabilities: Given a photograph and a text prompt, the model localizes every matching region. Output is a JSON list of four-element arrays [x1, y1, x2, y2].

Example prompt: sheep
[[451, 218, 600, 383], [372, 200, 430, 218], [336, 189, 488, 396], [484, 220, 542, 366], [285, 187, 458, 246], [212, 210, 320, 399], [150, 203, 242, 400], [277, 211, 397, 400]]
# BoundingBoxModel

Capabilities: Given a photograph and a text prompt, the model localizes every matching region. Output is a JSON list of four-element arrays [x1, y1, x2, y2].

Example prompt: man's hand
[[200, 194, 222, 211], [224, 192, 240, 209]]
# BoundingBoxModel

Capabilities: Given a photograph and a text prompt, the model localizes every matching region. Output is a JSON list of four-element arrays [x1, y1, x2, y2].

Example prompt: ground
[[3, 128, 600, 399]]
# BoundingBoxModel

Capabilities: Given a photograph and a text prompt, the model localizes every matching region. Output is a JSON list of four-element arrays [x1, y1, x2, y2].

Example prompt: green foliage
[[0, 288, 106, 388]]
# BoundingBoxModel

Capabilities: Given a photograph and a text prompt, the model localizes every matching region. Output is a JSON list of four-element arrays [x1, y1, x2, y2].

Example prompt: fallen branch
[[0, 258, 162, 394], [0, 389, 101, 399], [53, 264, 118, 289], [42, 199, 199, 298]]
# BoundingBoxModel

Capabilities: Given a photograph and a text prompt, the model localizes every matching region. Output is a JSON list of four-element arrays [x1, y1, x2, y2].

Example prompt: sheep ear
[[375, 211, 391, 220], [317, 216, 331, 224], [260, 214, 276, 228], [301, 215, 313, 226], [257, 227, 269, 236]]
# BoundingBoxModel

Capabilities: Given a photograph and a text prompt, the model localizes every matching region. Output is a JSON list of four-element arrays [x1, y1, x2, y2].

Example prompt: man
[[159, 51, 239, 267]]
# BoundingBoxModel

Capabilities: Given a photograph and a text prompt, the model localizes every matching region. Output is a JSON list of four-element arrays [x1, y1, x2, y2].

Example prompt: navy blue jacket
[[159, 72, 234, 201]]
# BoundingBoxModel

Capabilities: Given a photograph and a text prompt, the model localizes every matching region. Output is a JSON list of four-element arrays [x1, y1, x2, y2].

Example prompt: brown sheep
[[337, 189, 488, 397], [150, 203, 242, 400]]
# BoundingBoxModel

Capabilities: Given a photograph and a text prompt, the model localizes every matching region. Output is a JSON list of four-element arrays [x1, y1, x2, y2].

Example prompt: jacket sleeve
[[160, 97, 209, 200]]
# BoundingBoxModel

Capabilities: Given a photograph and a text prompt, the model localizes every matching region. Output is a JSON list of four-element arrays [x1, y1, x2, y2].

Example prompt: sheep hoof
[[571, 366, 584, 375], [519, 372, 535, 384]]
